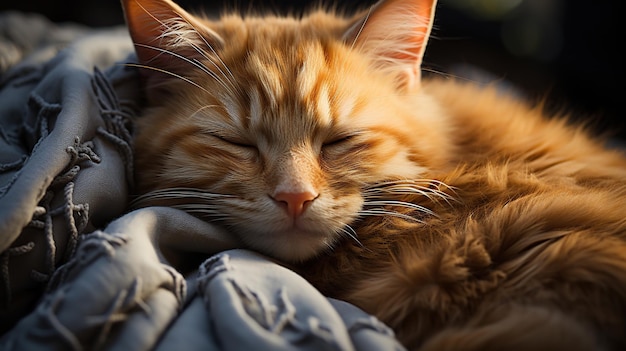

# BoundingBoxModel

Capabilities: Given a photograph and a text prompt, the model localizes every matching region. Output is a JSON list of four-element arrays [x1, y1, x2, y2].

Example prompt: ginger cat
[[123, 0, 626, 349]]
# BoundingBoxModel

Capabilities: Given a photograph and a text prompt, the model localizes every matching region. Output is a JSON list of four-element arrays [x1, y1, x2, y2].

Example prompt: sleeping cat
[[123, 0, 626, 349]]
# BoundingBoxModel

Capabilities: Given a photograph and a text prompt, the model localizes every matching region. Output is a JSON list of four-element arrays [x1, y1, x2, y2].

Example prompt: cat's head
[[124, 0, 449, 262]]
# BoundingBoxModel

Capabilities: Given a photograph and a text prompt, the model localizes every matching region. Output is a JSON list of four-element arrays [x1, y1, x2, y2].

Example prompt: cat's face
[[126, 0, 446, 261]]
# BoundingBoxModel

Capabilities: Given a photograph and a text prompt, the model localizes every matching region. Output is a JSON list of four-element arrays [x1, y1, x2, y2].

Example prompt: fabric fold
[[0, 18, 139, 331]]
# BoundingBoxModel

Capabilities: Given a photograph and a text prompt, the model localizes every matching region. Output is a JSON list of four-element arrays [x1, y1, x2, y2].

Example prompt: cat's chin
[[241, 228, 337, 263]]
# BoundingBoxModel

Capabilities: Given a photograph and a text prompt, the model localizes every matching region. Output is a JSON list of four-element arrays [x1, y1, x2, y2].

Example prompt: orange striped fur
[[124, 0, 626, 349]]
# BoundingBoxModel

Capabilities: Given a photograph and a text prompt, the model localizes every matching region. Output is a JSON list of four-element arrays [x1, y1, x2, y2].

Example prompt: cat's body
[[299, 79, 626, 350], [123, 0, 626, 349]]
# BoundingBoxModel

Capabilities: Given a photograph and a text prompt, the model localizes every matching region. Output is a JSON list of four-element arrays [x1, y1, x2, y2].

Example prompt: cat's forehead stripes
[[336, 94, 357, 123], [296, 43, 334, 126], [248, 54, 284, 107], [248, 87, 263, 127], [313, 84, 333, 126], [217, 92, 243, 126], [242, 40, 339, 132]]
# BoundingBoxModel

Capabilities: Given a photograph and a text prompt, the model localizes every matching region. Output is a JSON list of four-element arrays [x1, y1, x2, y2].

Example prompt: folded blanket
[[0, 12, 404, 350], [0, 11, 135, 333]]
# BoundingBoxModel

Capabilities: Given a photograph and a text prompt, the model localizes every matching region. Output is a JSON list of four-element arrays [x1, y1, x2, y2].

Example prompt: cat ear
[[121, 0, 223, 85], [344, 0, 437, 89]]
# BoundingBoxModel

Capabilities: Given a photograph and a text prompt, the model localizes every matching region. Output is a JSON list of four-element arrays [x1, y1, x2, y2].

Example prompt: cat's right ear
[[344, 0, 437, 90], [121, 0, 223, 88]]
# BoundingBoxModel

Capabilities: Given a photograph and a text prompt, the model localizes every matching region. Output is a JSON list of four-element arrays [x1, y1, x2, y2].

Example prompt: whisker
[[363, 200, 437, 217], [131, 187, 233, 208], [338, 225, 364, 247], [363, 179, 458, 204], [189, 104, 221, 120], [358, 209, 424, 223], [155, 13, 239, 97], [193, 32, 238, 88], [122, 62, 212, 95], [133, 0, 214, 76], [132, 43, 236, 95], [135, 187, 233, 198], [192, 57, 238, 96], [350, 5, 372, 50], [174, 204, 220, 211], [369, 178, 455, 190], [366, 186, 456, 205], [177, 207, 224, 217]]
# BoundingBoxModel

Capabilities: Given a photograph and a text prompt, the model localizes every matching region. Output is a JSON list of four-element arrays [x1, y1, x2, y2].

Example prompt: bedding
[[0, 12, 405, 350]]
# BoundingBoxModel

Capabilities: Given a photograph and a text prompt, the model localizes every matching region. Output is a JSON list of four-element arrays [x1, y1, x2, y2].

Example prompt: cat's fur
[[123, 0, 626, 349]]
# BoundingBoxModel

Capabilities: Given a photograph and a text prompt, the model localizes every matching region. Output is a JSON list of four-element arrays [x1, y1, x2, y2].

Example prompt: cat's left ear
[[344, 0, 437, 90], [121, 0, 223, 90]]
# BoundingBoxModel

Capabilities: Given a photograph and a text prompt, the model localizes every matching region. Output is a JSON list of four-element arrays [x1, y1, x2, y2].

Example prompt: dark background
[[2, 0, 623, 138]]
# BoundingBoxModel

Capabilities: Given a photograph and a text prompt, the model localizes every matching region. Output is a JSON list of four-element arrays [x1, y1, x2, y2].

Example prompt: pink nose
[[272, 191, 318, 218]]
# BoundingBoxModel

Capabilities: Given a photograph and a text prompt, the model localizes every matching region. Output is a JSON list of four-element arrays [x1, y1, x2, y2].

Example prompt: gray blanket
[[0, 12, 405, 350]]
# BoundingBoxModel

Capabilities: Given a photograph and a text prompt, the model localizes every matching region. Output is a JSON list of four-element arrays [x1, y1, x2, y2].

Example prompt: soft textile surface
[[0, 12, 405, 350]]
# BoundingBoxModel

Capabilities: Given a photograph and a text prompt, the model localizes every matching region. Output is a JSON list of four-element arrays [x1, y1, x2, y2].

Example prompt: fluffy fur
[[123, 0, 626, 349]]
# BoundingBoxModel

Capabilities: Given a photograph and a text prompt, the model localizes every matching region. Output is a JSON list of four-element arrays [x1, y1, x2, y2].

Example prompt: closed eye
[[218, 135, 253, 148], [323, 134, 355, 148], [205, 131, 256, 149]]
